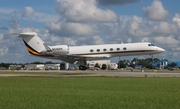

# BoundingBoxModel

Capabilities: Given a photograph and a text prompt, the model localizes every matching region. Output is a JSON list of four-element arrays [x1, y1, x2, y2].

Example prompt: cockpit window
[[151, 44, 155, 46], [148, 43, 155, 46]]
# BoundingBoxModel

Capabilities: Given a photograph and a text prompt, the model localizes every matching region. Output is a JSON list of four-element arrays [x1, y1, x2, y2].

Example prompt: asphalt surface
[[1, 70, 180, 77]]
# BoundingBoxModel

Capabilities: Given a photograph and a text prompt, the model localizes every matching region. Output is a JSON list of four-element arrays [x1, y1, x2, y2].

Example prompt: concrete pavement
[[0, 70, 180, 77]]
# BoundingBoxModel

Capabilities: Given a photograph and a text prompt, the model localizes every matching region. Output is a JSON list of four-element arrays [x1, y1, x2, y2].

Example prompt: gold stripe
[[73, 50, 157, 56], [26, 46, 40, 55]]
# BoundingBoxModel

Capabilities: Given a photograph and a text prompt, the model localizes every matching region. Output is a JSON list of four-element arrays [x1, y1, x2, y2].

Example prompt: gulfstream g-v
[[18, 32, 165, 70]]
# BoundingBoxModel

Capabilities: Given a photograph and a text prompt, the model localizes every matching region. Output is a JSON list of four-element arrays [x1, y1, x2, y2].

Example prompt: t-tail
[[18, 32, 52, 56]]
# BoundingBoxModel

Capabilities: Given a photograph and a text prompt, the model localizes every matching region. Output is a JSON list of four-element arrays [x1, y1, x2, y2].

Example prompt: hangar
[[8, 60, 118, 70]]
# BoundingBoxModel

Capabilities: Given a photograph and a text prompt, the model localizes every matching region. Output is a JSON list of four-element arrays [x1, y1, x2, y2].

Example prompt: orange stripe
[[73, 50, 157, 56], [26, 46, 40, 55]]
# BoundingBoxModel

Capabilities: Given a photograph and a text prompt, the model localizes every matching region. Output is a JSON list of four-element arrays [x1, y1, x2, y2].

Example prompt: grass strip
[[0, 77, 180, 109]]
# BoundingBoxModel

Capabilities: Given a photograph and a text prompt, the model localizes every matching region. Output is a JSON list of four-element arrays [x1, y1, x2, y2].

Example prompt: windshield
[[148, 43, 155, 46]]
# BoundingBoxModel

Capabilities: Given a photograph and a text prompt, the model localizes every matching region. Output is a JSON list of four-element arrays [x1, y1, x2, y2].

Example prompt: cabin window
[[103, 49, 107, 51], [110, 48, 113, 51], [97, 49, 100, 52], [116, 48, 120, 51], [90, 49, 93, 52], [123, 47, 127, 50]]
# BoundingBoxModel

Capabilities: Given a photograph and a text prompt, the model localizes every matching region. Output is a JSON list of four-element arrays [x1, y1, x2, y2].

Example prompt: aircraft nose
[[157, 47, 165, 53]]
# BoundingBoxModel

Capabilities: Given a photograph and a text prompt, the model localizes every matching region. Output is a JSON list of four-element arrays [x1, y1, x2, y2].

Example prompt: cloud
[[46, 22, 96, 37], [22, 6, 59, 23], [47, 0, 119, 37], [73, 35, 105, 45], [21, 7, 35, 27], [97, 0, 141, 6], [0, 7, 59, 25], [50, 35, 62, 42], [0, 27, 8, 30], [0, 34, 4, 41], [0, 46, 8, 56], [46, 0, 124, 39], [142, 0, 169, 21], [152, 21, 177, 35], [33, 12, 59, 23], [173, 13, 180, 28], [22, 6, 34, 17], [153, 35, 179, 45], [4, 8, 32, 29], [92, 35, 105, 44], [64, 37, 77, 45], [6, 27, 40, 34], [141, 37, 149, 42], [55, 0, 118, 22], [172, 47, 180, 51], [0, 8, 16, 14], [1, 0, 180, 62], [125, 16, 150, 37]]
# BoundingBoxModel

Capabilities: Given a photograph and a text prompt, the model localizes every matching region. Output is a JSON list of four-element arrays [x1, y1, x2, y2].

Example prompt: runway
[[1, 70, 180, 77]]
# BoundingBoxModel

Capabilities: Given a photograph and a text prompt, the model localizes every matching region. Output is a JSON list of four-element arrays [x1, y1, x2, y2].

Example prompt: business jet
[[17, 32, 165, 70]]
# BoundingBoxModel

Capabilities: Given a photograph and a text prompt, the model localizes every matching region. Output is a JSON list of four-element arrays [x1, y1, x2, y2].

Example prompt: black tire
[[79, 65, 87, 70]]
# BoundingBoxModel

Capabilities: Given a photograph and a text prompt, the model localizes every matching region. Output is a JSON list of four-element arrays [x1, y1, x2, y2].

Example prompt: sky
[[0, 0, 180, 63]]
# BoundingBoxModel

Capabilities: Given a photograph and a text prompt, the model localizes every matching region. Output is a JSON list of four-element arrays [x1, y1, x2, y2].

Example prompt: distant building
[[25, 64, 44, 70], [23, 60, 118, 70], [87, 60, 118, 70], [108, 63, 118, 70], [25, 64, 61, 70], [151, 58, 180, 69], [45, 64, 60, 70], [9, 65, 22, 70], [60, 62, 69, 70], [87, 60, 110, 69], [151, 58, 168, 69]]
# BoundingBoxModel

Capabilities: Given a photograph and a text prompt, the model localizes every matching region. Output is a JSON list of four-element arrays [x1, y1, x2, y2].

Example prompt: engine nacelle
[[39, 50, 54, 54], [51, 45, 69, 55]]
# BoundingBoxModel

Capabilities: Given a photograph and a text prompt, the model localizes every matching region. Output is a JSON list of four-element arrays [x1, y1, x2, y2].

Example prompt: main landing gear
[[79, 65, 87, 70], [150, 55, 154, 69], [77, 60, 87, 70], [150, 55, 154, 62]]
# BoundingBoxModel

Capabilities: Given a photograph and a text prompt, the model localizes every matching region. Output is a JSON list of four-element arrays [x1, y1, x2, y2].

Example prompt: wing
[[50, 54, 109, 63]]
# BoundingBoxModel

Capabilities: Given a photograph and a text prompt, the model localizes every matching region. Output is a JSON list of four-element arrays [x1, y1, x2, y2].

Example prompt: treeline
[[117, 58, 177, 69], [117, 58, 161, 69], [0, 61, 59, 69], [0, 58, 177, 69]]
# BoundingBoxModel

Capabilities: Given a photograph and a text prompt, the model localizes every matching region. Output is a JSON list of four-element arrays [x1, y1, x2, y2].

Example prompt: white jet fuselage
[[49, 42, 165, 61]]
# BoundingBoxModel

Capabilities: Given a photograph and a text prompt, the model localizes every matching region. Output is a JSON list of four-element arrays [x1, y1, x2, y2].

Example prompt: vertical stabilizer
[[18, 32, 46, 55]]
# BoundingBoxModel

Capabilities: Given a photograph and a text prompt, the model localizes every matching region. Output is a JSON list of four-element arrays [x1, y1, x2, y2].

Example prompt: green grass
[[0, 77, 180, 109], [1, 69, 180, 74]]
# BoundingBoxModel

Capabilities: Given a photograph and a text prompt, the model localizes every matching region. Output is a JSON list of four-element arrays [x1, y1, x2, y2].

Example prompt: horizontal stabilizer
[[11, 33, 20, 36]]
